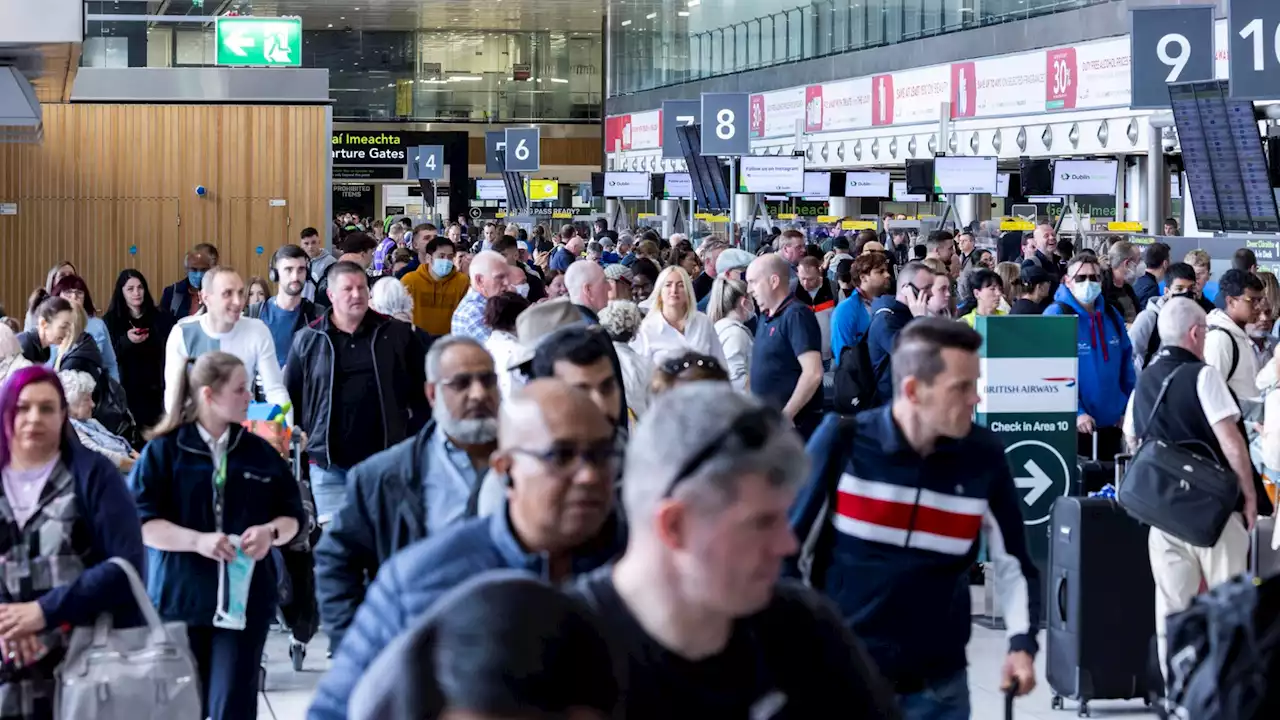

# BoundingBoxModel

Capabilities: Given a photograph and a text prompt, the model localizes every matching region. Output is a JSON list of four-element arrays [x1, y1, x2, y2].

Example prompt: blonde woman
[[706, 276, 754, 391], [630, 266, 725, 368]]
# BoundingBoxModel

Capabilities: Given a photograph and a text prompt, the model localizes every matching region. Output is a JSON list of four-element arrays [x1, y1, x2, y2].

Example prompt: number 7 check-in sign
[[661, 100, 700, 159]]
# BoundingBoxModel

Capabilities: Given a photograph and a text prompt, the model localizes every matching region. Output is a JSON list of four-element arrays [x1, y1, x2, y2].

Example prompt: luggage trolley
[[243, 405, 320, 673]]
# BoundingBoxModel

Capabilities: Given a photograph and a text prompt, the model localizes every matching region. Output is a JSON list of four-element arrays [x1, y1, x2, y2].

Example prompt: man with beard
[[309, 379, 624, 720], [314, 335, 501, 655], [250, 244, 323, 368]]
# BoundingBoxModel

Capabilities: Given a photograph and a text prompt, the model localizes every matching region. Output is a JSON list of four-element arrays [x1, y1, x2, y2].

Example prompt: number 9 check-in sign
[[699, 93, 751, 156], [1129, 5, 1215, 109]]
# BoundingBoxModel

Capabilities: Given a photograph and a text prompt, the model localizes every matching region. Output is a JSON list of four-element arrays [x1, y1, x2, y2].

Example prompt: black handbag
[[1117, 365, 1240, 548]]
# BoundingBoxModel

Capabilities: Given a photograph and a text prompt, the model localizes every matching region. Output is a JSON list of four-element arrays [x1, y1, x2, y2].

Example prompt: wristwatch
[[270, 525, 280, 541]]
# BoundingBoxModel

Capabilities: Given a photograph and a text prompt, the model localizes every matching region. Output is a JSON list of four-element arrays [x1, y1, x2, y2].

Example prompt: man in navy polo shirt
[[745, 254, 824, 439]]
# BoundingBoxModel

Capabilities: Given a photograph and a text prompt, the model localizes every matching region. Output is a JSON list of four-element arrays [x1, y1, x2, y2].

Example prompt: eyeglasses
[[664, 407, 777, 498], [510, 442, 622, 477], [437, 372, 499, 393], [1072, 273, 1101, 283]]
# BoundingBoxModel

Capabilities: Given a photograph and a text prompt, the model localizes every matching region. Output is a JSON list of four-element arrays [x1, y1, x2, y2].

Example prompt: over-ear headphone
[[267, 249, 280, 284]]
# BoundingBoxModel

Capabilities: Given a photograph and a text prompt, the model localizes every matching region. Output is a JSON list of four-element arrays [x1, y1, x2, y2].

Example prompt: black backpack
[[1162, 573, 1280, 719], [832, 308, 892, 415]]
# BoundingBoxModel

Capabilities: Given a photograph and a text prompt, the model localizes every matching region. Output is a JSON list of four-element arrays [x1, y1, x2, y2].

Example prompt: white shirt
[[1204, 309, 1259, 404], [631, 310, 727, 369], [166, 315, 291, 418], [1122, 364, 1240, 438], [714, 316, 754, 392], [195, 423, 231, 468], [484, 330, 526, 401]]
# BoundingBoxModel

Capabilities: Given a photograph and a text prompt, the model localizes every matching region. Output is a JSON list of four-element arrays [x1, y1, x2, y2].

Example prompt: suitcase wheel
[[290, 640, 306, 671], [1077, 700, 1090, 718], [1051, 695, 1063, 710]]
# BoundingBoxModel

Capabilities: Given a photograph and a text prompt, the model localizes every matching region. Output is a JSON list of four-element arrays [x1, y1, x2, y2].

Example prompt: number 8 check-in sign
[[1129, 5, 1215, 109], [699, 93, 751, 156]]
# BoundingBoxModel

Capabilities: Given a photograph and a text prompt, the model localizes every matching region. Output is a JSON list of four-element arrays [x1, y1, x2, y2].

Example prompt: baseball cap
[[1020, 265, 1051, 288]]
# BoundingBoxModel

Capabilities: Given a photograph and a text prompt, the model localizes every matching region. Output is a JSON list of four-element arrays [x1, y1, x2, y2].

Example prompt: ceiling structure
[[147, 0, 606, 33]]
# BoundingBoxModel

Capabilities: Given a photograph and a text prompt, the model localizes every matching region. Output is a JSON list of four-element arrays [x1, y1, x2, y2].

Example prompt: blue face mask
[[187, 270, 206, 290], [432, 258, 454, 277]]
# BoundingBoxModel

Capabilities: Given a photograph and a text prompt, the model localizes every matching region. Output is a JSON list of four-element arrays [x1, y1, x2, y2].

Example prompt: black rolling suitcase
[[1076, 432, 1114, 496], [1253, 516, 1280, 581], [1047, 460, 1156, 717]]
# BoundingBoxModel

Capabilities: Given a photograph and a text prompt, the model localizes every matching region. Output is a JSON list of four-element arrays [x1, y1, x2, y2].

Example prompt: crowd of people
[[0, 210, 1267, 719]]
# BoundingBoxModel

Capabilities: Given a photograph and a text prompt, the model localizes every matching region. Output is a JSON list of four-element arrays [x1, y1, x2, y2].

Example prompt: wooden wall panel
[[0, 104, 327, 320], [467, 136, 602, 167]]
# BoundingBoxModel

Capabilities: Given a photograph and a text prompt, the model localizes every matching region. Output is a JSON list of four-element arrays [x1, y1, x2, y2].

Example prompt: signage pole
[[728, 160, 738, 241]]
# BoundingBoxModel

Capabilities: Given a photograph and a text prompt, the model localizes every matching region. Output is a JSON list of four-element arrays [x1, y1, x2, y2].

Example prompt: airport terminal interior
[[1, 0, 1279, 719]]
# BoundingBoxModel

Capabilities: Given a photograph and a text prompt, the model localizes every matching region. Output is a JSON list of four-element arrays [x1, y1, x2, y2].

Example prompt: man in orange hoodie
[[401, 231, 470, 335]]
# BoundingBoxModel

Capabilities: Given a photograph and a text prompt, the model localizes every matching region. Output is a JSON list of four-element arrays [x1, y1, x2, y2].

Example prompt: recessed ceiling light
[[646, 12, 657, 19], [621, 19, 631, 25], [678, 10, 689, 16], [339, 16, 345, 20], [688, 0, 701, 6], [327, 23, 333, 27]]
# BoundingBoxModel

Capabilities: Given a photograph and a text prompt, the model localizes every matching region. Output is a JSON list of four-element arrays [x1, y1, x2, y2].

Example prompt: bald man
[[309, 380, 626, 720], [746, 254, 825, 438], [1021, 224, 1063, 282], [565, 260, 610, 315]]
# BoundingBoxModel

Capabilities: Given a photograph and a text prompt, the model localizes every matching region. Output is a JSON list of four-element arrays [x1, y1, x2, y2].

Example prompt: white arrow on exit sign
[[224, 30, 255, 57]]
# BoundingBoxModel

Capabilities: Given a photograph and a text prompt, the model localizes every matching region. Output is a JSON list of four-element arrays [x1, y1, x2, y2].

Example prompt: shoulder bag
[[55, 557, 202, 720], [1117, 366, 1241, 548]]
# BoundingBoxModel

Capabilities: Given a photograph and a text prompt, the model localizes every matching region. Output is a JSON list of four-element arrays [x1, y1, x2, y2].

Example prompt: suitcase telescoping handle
[[1091, 430, 1098, 462], [1114, 453, 1132, 489]]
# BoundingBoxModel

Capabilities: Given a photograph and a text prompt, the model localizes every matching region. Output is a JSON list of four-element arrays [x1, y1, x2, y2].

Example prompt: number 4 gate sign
[[972, 316, 1078, 575], [1129, 5, 1215, 109]]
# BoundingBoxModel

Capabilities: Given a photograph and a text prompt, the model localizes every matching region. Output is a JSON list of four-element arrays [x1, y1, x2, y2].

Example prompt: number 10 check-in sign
[[699, 93, 751, 156], [1129, 5, 1215, 109]]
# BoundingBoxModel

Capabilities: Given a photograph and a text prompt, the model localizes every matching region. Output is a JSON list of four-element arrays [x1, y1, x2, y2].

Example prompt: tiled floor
[[258, 624, 1161, 720]]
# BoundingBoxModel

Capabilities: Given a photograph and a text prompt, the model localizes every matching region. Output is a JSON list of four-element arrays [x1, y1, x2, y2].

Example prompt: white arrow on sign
[[224, 30, 255, 57], [1015, 460, 1053, 506]]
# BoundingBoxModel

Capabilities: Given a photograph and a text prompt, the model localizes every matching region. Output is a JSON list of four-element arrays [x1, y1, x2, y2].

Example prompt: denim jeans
[[310, 464, 349, 525], [897, 671, 970, 720]]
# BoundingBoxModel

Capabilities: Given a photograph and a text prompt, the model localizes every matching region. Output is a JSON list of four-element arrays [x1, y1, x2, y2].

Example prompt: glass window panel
[[736, 23, 748, 69]]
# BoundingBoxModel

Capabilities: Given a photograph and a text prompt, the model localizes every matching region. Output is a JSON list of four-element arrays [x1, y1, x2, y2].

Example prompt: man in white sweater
[[164, 266, 291, 415]]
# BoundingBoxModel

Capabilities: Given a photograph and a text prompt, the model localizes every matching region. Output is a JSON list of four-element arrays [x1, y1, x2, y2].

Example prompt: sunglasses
[[437, 372, 499, 393], [664, 407, 776, 498], [1072, 274, 1101, 283]]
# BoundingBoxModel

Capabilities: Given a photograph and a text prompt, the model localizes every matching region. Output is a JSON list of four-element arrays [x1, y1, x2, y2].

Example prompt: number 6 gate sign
[[503, 127, 541, 172], [1129, 5, 1215, 109], [699, 93, 751, 157]]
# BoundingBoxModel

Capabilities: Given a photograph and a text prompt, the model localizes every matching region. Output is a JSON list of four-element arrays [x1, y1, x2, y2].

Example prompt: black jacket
[[59, 333, 107, 402], [284, 310, 430, 469], [160, 278, 198, 319], [16, 330, 48, 364], [1132, 271, 1162, 311], [314, 421, 444, 648]]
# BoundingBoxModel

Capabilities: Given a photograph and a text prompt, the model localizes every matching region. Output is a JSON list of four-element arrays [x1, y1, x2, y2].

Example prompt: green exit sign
[[215, 17, 302, 67]]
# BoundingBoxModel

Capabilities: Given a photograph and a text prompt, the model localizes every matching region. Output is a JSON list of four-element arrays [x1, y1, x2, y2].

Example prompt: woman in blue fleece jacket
[[0, 365, 146, 720], [1043, 260, 1137, 458]]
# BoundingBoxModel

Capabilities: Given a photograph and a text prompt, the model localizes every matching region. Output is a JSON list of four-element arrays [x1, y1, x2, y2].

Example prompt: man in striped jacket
[[790, 318, 1040, 720]]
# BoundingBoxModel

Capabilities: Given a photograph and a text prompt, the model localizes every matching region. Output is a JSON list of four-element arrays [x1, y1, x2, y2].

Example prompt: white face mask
[[514, 283, 530, 298], [1071, 281, 1102, 306]]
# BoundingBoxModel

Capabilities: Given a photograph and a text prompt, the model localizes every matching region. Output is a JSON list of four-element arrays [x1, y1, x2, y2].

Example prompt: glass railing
[[609, 0, 1115, 96], [79, 10, 603, 123]]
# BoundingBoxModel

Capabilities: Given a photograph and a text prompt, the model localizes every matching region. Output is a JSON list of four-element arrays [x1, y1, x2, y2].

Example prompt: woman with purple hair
[[0, 365, 145, 719]]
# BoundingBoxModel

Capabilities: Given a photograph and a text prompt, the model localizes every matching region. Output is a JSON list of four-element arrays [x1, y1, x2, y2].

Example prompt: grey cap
[[715, 248, 755, 276], [506, 298, 587, 370], [603, 264, 633, 283]]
